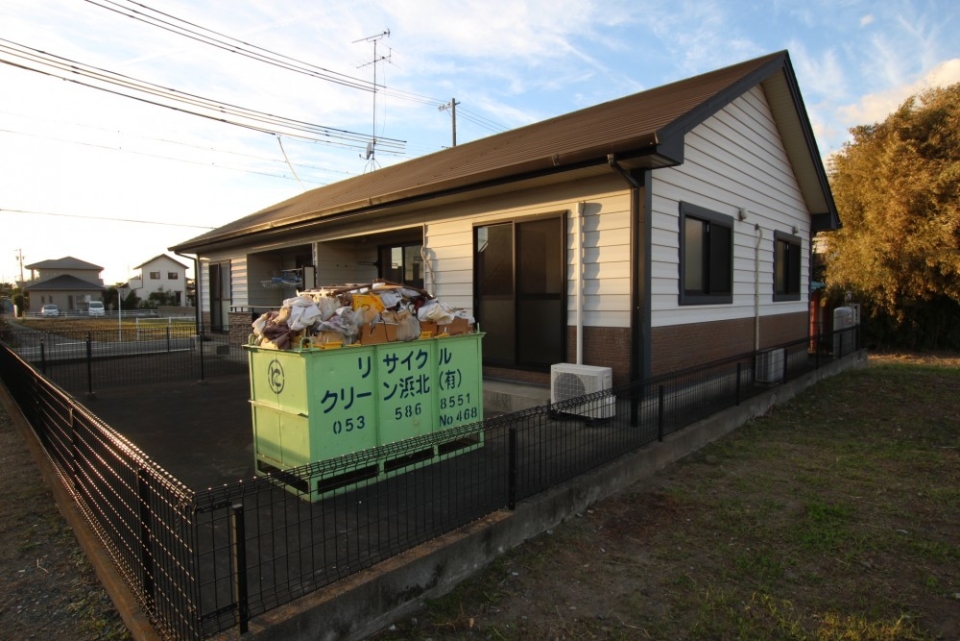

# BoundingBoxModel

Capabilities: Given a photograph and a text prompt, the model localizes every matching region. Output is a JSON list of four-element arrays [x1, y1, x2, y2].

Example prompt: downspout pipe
[[753, 224, 763, 351], [575, 201, 585, 365], [174, 250, 202, 333], [607, 154, 646, 384]]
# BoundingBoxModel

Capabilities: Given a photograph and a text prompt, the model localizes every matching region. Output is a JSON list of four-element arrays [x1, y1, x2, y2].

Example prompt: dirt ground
[[0, 404, 130, 640], [0, 352, 957, 640]]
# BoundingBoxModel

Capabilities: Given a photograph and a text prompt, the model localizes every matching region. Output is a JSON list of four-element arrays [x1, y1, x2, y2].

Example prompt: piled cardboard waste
[[249, 281, 475, 350]]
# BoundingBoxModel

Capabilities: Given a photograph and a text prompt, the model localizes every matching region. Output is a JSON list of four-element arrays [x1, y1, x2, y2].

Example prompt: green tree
[[143, 287, 177, 308], [826, 83, 960, 348]]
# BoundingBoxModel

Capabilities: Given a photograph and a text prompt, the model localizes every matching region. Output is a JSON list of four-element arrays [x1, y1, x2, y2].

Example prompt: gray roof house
[[170, 50, 839, 386], [22, 256, 106, 313]]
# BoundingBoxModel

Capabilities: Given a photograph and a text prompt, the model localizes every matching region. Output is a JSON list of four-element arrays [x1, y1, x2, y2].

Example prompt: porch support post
[[607, 157, 651, 387]]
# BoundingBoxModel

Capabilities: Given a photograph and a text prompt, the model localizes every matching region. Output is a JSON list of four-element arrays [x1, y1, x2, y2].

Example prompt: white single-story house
[[170, 51, 839, 387], [22, 256, 106, 313], [127, 254, 190, 305]]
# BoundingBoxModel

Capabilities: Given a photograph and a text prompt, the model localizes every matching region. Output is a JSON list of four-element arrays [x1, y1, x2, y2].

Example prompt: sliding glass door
[[474, 216, 565, 369]]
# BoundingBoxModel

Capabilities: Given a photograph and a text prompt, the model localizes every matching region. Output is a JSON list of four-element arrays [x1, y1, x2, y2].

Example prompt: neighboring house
[[170, 51, 839, 387], [21, 256, 106, 313], [127, 254, 190, 305]]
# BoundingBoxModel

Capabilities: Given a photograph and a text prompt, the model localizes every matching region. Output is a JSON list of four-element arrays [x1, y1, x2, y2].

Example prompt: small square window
[[168, 272, 179, 280], [774, 231, 802, 301], [679, 202, 733, 305], [149, 271, 161, 280]]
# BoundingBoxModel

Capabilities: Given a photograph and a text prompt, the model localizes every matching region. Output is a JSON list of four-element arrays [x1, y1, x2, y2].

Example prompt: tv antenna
[[353, 29, 391, 172]]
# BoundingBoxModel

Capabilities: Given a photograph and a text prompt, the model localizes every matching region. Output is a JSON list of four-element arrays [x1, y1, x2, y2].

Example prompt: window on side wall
[[679, 202, 733, 305], [774, 231, 802, 301], [150, 271, 161, 280], [168, 272, 179, 280]]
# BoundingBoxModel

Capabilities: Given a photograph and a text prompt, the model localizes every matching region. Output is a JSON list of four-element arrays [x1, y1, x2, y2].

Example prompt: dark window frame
[[378, 241, 424, 289], [678, 202, 734, 305], [149, 271, 161, 280], [773, 230, 802, 302]]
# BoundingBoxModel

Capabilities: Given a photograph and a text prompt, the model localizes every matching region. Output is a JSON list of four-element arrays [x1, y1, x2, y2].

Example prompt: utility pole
[[15, 248, 24, 285], [354, 29, 391, 171], [439, 98, 460, 147]]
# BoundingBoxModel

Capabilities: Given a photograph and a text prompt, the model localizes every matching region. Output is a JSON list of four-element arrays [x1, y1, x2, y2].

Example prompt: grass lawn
[[373, 353, 960, 640]]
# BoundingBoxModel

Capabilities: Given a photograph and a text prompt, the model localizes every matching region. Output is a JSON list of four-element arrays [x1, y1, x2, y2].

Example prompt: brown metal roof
[[172, 50, 836, 252]]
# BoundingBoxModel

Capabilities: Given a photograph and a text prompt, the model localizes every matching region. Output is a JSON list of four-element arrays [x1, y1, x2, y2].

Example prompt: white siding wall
[[198, 259, 209, 314], [231, 256, 247, 308], [423, 175, 632, 328], [651, 86, 810, 328], [197, 251, 239, 313], [134, 257, 187, 302]]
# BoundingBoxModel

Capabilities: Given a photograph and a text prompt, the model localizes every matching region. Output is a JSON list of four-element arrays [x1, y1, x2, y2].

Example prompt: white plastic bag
[[417, 299, 455, 324]]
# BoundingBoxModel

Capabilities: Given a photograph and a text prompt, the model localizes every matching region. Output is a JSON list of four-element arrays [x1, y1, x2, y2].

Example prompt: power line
[[0, 108, 357, 178], [86, 0, 379, 93], [0, 38, 407, 152], [458, 107, 509, 133], [0, 128, 328, 185], [1, 207, 217, 229], [86, 0, 510, 132]]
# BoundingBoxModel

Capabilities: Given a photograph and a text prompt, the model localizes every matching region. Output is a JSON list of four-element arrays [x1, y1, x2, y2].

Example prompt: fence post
[[198, 328, 206, 382], [657, 385, 665, 442], [231, 503, 249, 634], [735, 363, 742, 406], [40, 338, 46, 375], [507, 427, 517, 510], [166, 326, 171, 353], [137, 469, 156, 607], [781, 347, 789, 384], [85, 333, 96, 400]]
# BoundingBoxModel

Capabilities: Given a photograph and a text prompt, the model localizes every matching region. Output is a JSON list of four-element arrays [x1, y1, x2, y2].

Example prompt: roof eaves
[[777, 55, 841, 230], [657, 51, 788, 144], [171, 134, 664, 252]]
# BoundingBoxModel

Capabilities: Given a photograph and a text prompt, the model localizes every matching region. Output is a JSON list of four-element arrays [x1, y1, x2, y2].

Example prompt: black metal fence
[[5, 324, 248, 396], [0, 325, 861, 640], [0, 347, 202, 639]]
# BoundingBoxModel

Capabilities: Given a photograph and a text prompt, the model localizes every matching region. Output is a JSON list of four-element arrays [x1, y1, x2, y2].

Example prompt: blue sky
[[2, 0, 958, 285]]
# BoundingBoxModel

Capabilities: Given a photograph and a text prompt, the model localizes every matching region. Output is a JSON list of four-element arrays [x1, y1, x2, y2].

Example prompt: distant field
[[15, 318, 195, 333]]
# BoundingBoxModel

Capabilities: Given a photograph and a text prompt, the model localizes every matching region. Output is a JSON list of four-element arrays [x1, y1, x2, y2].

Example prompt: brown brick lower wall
[[229, 312, 253, 346], [481, 366, 550, 386], [566, 326, 632, 387], [482, 326, 632, 388], [651, 312, 808, 375]]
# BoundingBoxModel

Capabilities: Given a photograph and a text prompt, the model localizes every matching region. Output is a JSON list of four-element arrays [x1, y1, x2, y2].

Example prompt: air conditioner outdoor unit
[[550, 363, 615, 420], [755, 348, 785, 384]]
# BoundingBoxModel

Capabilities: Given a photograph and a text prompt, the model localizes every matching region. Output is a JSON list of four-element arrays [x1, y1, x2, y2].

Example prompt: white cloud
[[788, 42, 847, 100], [860, 14, 875, 27], [838, 58, 960, 125]]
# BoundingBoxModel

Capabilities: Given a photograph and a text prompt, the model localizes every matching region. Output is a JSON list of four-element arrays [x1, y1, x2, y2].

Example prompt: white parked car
[[88, 301, 105, 316], [40, 304, 60, 317]]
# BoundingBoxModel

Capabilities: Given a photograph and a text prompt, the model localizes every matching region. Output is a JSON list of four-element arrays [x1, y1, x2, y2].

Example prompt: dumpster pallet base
[[255, 431, 484, 502]]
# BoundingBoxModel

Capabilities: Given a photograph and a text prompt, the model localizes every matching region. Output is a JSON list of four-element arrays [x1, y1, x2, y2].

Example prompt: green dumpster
[[246, 332, 483, 500]]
